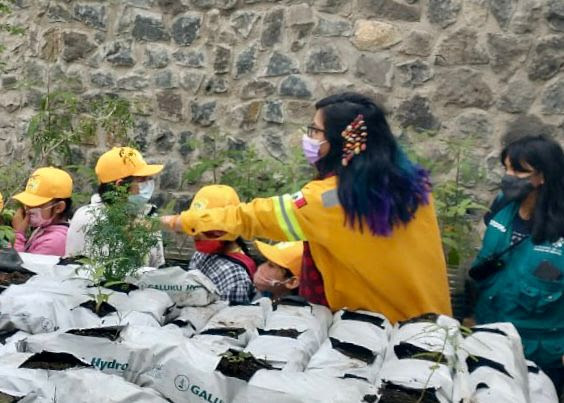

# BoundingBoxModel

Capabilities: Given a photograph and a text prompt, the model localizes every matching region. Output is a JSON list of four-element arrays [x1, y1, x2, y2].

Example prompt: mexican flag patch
[[291, 191, 307, 208]]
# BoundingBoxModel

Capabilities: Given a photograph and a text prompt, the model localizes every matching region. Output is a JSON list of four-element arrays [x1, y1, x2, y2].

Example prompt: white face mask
[[254, 270, 293, 289], [128, 179, 155, 206], [27, 201, 62, 228]]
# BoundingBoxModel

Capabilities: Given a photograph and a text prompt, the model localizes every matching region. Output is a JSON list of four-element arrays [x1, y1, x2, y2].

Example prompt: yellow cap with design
[[95, 146, 164, 184], [255, 241, 304, 278], [189, 185, 240, 210], [13, 167, 73, 207]]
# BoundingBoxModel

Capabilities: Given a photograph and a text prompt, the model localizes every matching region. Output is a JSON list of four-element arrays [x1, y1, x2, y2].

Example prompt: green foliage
[[183, 129, 313, 201], [83, 186, 161, 283], [26, 90, 135, 166]]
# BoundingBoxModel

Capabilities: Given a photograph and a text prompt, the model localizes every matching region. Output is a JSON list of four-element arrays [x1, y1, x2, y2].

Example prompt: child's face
[[254, 261, 297, 297]]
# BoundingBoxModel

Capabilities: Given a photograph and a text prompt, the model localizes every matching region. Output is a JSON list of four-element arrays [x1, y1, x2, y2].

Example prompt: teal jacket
[[471, 201, 564, 370]]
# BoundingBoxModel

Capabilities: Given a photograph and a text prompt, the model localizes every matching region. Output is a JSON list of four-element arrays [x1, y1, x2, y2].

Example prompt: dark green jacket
[[471, 201, 563, 370]]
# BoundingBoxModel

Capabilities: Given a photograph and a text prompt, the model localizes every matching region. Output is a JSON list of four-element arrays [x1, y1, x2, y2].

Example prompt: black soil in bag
[[0, 329, 19, 344], [19, 351, 89, 370], [362, 395, 378, 403], [257, 328, 303, 339], [378, 382, 440, 403], [398, 313, 439, 327], [466, 355, 513, 378], [216, 349, 273, 382], [0, 391, 24, 403], [67, 326, 122, 341], [0, 270, 35, 287], [468, 326, 508, 338], [341, 310, 386, 329], [394, 342, 448, 364], [79, 300, 118, 318], [102, 282, 139, 294], [330, 337, 376, 365], [199, 327, 246, 339]]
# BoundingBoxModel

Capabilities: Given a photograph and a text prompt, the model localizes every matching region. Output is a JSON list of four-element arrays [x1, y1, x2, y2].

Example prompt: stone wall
[[0, 0, 563, 208]]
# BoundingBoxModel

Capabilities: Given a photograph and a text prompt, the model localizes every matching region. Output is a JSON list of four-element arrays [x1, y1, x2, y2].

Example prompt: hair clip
[[341, 114, 367, 167]]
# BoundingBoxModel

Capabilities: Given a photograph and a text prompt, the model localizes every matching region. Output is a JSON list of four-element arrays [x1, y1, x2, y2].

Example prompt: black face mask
[[500, 174, 535, 201]]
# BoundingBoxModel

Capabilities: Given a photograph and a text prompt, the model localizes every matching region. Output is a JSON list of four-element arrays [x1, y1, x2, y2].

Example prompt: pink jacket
[[14, 224, 69, 256]]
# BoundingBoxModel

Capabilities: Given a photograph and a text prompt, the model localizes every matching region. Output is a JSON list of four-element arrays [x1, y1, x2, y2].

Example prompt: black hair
[[501, 135, 564, 244], [314, 92, 430, 236], [98, 177, 135, 204]]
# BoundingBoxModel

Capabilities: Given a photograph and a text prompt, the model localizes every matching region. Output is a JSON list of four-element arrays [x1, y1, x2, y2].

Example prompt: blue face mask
[[128, 179, 155, 206]]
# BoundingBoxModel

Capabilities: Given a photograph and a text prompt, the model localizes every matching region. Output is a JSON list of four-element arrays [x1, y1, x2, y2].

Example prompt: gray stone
[[435, 68, 493, 108], [230, 11, 259, 38], [160, 161, 181, 190], [230, 101, 262, 128], [155, 128, 176, 153], [490, 0, 517, 28], [190, 0, 215, 8], [503, 114, 556, 145], [305, 45, 347, 74], [280, 75, 313, 98], [265, 52, 299, 77], [487, 33, 531, 75], [62, 32, 96, 62], [132, 11, 170, 42], [397, 59, 433, 87], [179, 130, 195, 158], [262, 129, 286, 160], [290, 24, 314, 52], [74, 3, 106, 30], [154, 70, 178, 89], [541, 80, 564, 114], [157, 91, 183, 121], [241, 80, 276, 99], [264, 100, 284, 123], [180, 72, 205, 94], [313, 17, 352, 37], [158, 0, 189, 15], [547, 0, 564, 32], [24, 62, 46, 86], [497, 74, 537, 113], [510, 0, 542, 34], [396, 95, 440, 133], [213, 45, 231, 74], [48, 4, 71, 22], [227, 136, 246, 152], [216, 0, 239, 10], [171, 15, 201, 46], [144, 46, 169, 68], [463, 0, 489, 27], [204, 76, 229, 94], [315, 0, 350, 14], [173, 49, 205, 68], [127, 0, 156, 8], [400, 29, 434, 56], [2, 76, 17, 90], [105, 40, 135, 67], [131, 95, 155, 116], [357, 0, 421, 22], [90, 71, 115, 88], [452, 110, 493, 141], [287, 3, 314, 26], [428, 0, 461, 28], [356, 54, 393, 88], [191, 100, 217, 126], [235, 46, 257, 79], [261, 8, 284, 48], [352, 20, 402, 51], [117, 73, 149, 90], [435, 28, 489, 66], [527, 35, 564, 81], [285, 101, 313, 123]]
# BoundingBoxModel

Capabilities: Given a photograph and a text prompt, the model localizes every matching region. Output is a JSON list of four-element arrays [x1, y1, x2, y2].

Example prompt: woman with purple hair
[[164, 92, 451, 323]]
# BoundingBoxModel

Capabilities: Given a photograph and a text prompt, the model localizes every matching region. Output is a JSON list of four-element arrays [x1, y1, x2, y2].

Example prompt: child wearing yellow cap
[[11, 167, 73, 256], [186, 185, 256, 304], [65, 147, 165, 266], [254, 241, 303, 300]]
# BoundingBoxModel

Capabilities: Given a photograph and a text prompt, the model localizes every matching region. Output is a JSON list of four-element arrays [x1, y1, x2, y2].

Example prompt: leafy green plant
[[183, 129, 313, 201], [83, 186, 161, 283]]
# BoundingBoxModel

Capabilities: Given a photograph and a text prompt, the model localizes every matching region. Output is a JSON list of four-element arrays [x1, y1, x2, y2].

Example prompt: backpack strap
[[220, 252, 257, 279]]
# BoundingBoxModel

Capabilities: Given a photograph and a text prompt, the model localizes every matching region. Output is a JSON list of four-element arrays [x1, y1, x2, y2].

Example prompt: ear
[[53, 201, 66, 214], [115, 179, 123, 186], [284, 277, 300, 290]]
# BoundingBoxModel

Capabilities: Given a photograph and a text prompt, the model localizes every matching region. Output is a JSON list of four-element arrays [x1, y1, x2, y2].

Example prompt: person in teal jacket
[[470, 135, 564, 395]]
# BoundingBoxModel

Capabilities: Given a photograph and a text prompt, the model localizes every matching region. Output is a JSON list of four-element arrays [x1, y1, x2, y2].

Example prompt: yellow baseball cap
[[13, 167, 73, 207], [255, 241, 304, 278], [95, 146, 164, 184], [0, 192, 3, 210], [189, 185, 240, 210]]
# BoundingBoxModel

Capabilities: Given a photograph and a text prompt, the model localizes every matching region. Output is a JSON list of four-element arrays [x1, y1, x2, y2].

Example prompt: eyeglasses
[[305, 125, 326, 138]]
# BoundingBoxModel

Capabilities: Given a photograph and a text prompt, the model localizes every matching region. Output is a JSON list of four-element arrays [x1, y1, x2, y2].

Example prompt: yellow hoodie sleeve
[[180, 193, 308, 242]]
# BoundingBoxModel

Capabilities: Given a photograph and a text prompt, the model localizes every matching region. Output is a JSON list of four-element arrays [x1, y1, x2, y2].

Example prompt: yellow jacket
[[181, 176, 452, 323]]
